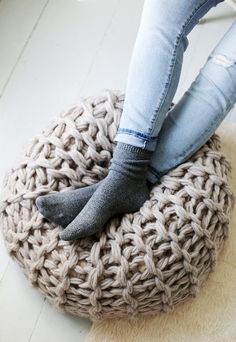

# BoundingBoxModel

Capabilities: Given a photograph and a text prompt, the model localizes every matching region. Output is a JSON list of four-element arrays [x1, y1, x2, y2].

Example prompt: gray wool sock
[[60, 141, 153, 241], [36, 179, 104, 227]]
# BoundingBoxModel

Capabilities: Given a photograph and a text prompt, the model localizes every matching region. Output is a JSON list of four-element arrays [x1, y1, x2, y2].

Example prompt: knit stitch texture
[[0, 89, 234, 321]]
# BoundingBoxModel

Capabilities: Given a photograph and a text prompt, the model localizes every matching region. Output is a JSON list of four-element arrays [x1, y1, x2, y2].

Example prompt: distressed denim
[[114, 0, 236, 183]]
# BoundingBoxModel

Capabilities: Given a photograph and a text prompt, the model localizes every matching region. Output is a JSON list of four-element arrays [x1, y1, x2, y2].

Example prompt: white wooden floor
[[0, 1, 236, 341]]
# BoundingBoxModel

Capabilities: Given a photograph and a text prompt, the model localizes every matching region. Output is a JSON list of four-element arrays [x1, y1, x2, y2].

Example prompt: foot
[[36, 179, 104, 227]]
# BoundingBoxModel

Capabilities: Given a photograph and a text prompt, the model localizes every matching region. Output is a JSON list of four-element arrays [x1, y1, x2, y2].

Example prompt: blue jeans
[[114, 0, 236, 183]]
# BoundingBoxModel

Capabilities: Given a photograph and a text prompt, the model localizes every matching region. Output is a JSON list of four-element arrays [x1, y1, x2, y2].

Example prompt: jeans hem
[[114, 131, 158, 151]]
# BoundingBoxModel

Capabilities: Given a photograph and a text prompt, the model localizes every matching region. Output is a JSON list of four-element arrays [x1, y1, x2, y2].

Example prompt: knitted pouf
[[0, 89, 235, 321]]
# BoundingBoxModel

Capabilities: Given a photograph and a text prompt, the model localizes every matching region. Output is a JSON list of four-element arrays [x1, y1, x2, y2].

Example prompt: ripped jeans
[[114, 0, 236, 183]]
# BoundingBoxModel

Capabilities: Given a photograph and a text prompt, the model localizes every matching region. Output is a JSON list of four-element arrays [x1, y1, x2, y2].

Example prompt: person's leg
[[37, 0, 223, 240], [147, 18, 236, 183], [113, 0, 225, 151]]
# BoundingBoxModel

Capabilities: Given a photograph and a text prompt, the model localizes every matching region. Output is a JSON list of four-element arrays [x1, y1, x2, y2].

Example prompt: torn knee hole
[[210, 54, 236, 67]]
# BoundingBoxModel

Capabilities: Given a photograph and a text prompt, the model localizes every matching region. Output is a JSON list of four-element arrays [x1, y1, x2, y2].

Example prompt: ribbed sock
[[36, 179, 105, 227], [59, 141, 153, 240]]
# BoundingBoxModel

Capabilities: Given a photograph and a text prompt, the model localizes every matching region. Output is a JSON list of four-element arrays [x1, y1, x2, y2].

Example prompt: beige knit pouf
[[0, 89, 235, 321]]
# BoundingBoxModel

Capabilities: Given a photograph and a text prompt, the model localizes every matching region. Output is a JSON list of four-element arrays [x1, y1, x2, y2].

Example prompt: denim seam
[[148, 0, 217, 137]]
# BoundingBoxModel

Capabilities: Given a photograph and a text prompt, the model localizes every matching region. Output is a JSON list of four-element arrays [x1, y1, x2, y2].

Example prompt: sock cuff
[[115, 142, 153, 158]]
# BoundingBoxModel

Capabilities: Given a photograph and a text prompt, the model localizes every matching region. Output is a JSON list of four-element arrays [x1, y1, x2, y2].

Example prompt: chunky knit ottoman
[[0, 89, 235, 321]]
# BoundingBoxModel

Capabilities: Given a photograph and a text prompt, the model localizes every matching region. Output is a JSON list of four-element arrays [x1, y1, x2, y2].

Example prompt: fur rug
[[85, 121, 236, 342]]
